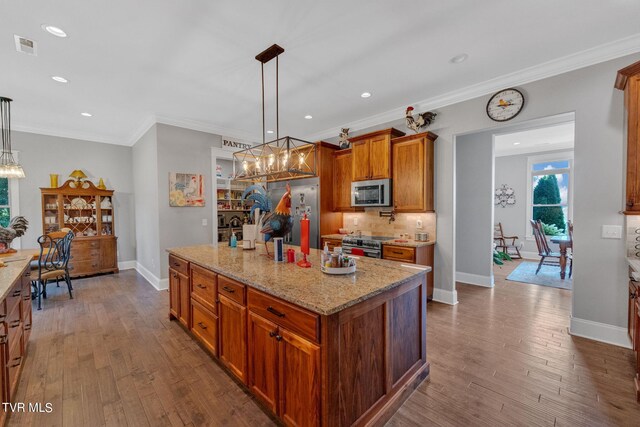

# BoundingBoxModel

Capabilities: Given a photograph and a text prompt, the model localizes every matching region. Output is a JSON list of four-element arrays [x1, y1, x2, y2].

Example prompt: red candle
[[300, 213, 310, 255]]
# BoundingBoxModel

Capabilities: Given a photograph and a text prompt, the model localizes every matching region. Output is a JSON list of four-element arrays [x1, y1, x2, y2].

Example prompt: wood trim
[[615, 59, 640, 90], [391, 131, 438, 144], [347, 128, 405, 143]]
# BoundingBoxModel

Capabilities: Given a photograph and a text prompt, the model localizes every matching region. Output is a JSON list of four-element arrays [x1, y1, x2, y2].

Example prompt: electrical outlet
[[602, 225, 622, 239], [353, 217, 359, 226], [202, 219, 208, 226], [416, 219, 423, 229]]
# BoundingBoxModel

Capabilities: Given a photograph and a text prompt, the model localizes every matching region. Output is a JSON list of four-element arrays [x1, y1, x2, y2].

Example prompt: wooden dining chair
[[530, 220, 572, 277], [493, 222, 522, 259], [34, 230, 75, 310]]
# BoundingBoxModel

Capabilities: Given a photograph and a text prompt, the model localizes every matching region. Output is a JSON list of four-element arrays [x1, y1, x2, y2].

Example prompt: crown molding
[[126, 115, 157, 146], [11, 122, 128, 146], [304, 33, 640, 142], [154, 115, 260, 142]]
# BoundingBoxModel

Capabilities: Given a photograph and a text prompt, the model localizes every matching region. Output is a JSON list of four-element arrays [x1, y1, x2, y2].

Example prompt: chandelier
[[233, 44, 317, 182], [0, 97, 25, 179]]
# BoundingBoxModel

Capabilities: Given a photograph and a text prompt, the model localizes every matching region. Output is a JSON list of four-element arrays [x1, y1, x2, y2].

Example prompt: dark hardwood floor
[[7, 261, 640, 426]]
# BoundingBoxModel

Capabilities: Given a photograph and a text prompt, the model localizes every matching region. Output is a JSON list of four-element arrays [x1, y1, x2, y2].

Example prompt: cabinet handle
[[0, 314, 5, 322], [275, 335, 283, 341], [391, 250, 404, 255], [23, 296, 30, 302], [222, 286, 235, 294], [9, 320, 20, 328], [196, 284, 206, 289], [267, 306, 285, 318], [10, 356, 22, 368], [92, 264, 98, 268], [173, 272, 177, 279], [631, 292, 637, 299], [197, 321, 207, 330], [0, 334, 6, 345], [23, 271, 30, 277], [628, 199, 635, 208], [269, 331, 277, 337], [173, 262, 180, 267], [12, 289, 21, 297]]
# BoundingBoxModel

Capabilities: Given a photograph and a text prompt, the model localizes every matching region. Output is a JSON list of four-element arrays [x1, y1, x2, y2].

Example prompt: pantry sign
[[221, 136, 254, 152]]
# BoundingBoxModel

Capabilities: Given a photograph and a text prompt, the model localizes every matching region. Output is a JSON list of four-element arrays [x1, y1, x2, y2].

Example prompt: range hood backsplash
[[342, 210, 436, 240]]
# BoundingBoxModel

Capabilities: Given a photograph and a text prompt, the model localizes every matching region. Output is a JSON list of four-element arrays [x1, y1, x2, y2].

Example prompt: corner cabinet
[[40, 180, 118, 277], [349, 128, 405, 182], [616, 60, 640, 214], [392, 132, 437, 212]]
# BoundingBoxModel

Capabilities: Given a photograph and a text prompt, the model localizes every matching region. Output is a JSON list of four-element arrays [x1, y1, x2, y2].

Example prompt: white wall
[[132, 125, 161, 280], [12, 131, 136, 263], [455, 130, 494, 286]]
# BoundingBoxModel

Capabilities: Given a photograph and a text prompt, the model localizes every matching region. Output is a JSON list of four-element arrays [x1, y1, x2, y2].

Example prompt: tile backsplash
[[627, 216, 640, 258], [342, 209, 436, 240]]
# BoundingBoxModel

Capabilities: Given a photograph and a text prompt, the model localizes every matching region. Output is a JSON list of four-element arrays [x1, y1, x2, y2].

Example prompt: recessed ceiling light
[[51, 76, 68, 83], [361, 92, 372, 98], [266, 130, 274, 134], [41, 25, 67, 38], [450, 53, 469, 64], [513, 142, 521, 145], [304, 115, 312, 120], [81, 112, 92, 117]]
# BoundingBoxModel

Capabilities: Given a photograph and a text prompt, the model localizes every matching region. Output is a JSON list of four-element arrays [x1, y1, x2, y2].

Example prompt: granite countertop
[[321, 234, 345, 240], [167, 244, 430, 315], [628, 258, 640, 276], [0, 253, 31, 300]]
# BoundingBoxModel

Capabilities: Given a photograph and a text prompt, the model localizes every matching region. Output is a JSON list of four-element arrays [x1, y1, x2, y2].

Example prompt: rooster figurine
[[0, 216, 28, 254], [405, 106, 437, 133]]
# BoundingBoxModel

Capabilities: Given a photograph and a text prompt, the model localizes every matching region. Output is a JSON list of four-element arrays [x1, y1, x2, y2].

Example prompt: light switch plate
[[602, 225, 622, 239], [202, 219, 208, 226], [416, 219, 423, 229], [353, 217, 359, 226]]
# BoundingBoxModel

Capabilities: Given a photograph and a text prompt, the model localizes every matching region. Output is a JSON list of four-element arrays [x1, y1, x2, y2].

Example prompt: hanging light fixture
[[233, 44, 317, 182], [0, 97, 25, 179]]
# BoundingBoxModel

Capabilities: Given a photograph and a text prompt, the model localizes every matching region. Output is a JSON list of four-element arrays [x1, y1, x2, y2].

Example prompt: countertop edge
[[167, 247, 428, 316], [0, 255, 31, 301]]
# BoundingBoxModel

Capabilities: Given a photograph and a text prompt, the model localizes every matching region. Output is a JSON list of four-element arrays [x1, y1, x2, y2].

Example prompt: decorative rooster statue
[[405, 106, 437, 133], [0, 216, 28, 254], [242, 183, 293, 256]]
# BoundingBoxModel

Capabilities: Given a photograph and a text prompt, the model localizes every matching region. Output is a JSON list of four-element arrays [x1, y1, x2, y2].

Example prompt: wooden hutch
[[40, 179, 118, 277]]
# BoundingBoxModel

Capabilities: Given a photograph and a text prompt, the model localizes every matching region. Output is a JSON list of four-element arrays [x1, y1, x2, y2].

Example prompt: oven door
[[343, 246, 381, 259], [351, 179, 391, 207]]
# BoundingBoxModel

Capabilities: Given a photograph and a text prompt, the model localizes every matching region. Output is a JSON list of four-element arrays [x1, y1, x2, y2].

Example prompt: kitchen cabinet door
[[392, 132, 436, 212], [278, 328, 320, 427], [248, 312, 279, 413], [351, 140, 371, 181], [169, 269, 180, 320], [219, 294, 247, 383], [333, 150, 354, 211], [630, 280, 638, 349], [369, 135, 391, 180], [178, 272, 190, 328], [100, 237, 118, 270]]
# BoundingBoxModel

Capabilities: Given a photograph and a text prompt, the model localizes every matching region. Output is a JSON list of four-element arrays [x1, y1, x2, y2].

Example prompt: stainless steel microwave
[[351, 179, 391, 207]]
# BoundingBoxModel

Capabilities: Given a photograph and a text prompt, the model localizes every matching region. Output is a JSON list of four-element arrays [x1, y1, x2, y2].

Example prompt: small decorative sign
[[221, 136, 254, 152], [495, 184, 516, 207]]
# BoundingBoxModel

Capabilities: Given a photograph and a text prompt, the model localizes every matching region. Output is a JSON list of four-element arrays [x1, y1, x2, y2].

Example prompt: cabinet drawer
[[69, 260, 100, 275], [6, 282, 22, 322], [218, 275, 246, 305], [72, 239, 101, 251], [248, 289, 320, 343], [6, 302, 22, 355], [191, 298, 218, 357], [191, 264, 217, 314], [383, 245, 416, 262], [71, 248, 100, 262], [6, 325, 23, 398], [169, 255, 189, 276]]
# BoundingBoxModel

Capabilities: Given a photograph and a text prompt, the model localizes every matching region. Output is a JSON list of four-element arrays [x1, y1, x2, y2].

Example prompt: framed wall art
[[169, 172, 205, 207]]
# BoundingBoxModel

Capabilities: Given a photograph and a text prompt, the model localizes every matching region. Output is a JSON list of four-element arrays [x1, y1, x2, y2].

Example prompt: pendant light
[[0, 97, 25, 179], [233, 44, 317, 182]]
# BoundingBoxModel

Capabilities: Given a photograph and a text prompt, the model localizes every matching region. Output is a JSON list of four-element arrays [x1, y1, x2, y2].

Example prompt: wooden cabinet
[[247, 289, 321, 427], [349, 128, 404, 182], [332, 149, 356, 211], [168, 255, 190, 328], [219, 293, 247, 383], [321, 238, 342, 252], [41, 179, 118, 277], [392, 132, 437, 212], [383, 244, 435, 300], [616, 60, 640, 213], [630, 279, 638, 349]]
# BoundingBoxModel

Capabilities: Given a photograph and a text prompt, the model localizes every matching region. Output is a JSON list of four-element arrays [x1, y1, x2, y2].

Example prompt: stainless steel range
[[342, 236, 393, 259]]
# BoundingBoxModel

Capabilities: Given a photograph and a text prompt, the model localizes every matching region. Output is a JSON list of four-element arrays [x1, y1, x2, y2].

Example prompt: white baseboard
[[456, 272, 494, 288], [569, 317, 632, 349], [118, 260, 137, 270], [432, 288, 458, 305], [135, 262, 168, 291]]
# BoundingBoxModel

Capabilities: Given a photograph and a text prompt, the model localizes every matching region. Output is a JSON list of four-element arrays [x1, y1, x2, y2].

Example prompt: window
[[527, 152, 573, 237], [0, 178, 10, 228]]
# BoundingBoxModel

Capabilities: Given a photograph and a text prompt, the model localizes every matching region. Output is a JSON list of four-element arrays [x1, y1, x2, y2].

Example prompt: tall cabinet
[[40, 179, 118, 277], [616, 60, 640, 214]]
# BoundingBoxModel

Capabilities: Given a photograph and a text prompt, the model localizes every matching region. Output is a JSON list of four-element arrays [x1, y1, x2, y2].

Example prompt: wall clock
[[486, 88, 525, 122]]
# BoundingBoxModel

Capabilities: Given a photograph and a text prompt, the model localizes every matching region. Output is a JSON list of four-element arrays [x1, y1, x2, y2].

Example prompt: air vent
[[14, 35, 37, 56]]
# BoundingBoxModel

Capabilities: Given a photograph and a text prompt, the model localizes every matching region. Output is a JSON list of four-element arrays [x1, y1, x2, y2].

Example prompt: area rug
[[506, 261, 572, 290]]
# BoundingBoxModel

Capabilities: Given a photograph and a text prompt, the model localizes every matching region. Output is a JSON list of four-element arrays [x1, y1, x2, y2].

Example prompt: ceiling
[[494, 122, 575, 157], [1, 1, 640, 146]]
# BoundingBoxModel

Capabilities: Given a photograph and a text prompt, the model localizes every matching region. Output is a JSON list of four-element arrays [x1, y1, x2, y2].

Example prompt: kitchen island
[[167, 244, 430, 426]]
